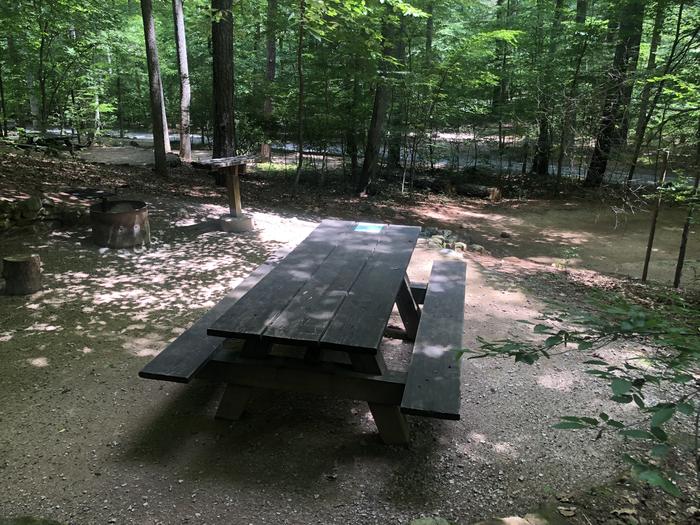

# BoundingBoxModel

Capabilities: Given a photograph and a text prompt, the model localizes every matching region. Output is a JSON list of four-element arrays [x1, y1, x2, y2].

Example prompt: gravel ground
[[0, 190, 694, 525]]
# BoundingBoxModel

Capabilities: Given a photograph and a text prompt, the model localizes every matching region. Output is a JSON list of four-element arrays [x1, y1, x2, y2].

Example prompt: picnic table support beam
[[395, 276, 420, 340], [368, 403, 409, 445], [349, 352, 386, 376], [225, 165, 243, 217], [215, 383, 253, 421]]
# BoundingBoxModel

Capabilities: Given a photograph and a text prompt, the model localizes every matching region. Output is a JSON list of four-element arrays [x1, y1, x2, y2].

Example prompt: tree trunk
[[628, 0, 687, 182], [172, 0, 192, 162], [294, 0, 305, 189], [556, 0, 589, 182], [531, 0, 564, 176], [261, 0, 277, 161], [160, 81, 171, 153], [212, 0, 236, 157], [0, 62, 7, 137], [346, 63, 360, 183], [140, 0, 168, 176], [673, 118, 700, 288], [424, 1, 433, 67], [357, 15, 399, 194], [642, 150, 668, 282], [584, 0, 644, 187], [117, 75, 125, 138], [27, 70, 39, 129], [387, 16, 406, 170], [2, 254, 42, 295]]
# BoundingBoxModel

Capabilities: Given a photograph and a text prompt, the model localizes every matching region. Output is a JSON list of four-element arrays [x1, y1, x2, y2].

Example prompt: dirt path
[[2, 190, 674, 525], [0, 156, 697, 524]]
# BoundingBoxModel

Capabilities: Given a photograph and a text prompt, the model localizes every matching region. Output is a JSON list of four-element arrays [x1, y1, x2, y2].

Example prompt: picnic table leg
[[368, 403, 409, 445], [225, 166, 243, 218], [349, 352, 386, 375], [215, 384, 253, 421], [395, 275, 421, 340]]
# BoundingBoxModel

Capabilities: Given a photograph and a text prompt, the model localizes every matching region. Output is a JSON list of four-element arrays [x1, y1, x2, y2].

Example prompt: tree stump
[[2, 254, 42, 295]]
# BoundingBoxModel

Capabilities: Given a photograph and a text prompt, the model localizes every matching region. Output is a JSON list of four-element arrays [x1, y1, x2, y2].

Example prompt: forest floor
[[0, 150, 698, 525]]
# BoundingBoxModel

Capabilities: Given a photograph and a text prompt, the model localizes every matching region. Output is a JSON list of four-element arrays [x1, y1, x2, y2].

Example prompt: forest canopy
[[0, 0, 698, 189]]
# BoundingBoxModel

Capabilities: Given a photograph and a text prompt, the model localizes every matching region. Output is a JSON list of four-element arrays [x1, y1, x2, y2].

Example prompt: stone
[[440, 248, 462, 259], [500, 231, 511, 238], [453, 242, 467, 251], [166, 152, 182, 167], [469, 244, 485, 253], [220, 214, 255, 233]]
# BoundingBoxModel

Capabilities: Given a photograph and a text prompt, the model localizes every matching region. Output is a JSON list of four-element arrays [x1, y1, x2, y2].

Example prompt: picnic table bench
[[139, 219, 467, 444]]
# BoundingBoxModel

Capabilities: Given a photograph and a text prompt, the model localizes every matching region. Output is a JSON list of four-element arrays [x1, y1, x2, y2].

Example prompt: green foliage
[[459, 292, 700, 497]]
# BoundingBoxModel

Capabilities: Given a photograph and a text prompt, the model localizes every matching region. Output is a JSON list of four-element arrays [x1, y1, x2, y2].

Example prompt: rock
[[500, 231, 511, 238], [453, 242, 467, 252], [439, 249, 462, 259], [166, 152, 182, 167], [469, 244, 485, 253]]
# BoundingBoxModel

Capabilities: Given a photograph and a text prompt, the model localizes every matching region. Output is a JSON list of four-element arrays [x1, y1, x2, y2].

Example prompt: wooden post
[[642, 150, 668, 282], [225, 165, 243, 217], [2, 254, 42, 295]]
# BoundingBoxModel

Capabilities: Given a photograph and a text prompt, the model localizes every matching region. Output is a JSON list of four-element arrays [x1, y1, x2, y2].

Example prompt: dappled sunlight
[[27, 357, 49, 368], [536, 370, 577, 392]]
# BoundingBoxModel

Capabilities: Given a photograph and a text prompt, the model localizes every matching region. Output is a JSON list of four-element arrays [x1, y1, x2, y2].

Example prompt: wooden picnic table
[[140, 219, 467, 444]]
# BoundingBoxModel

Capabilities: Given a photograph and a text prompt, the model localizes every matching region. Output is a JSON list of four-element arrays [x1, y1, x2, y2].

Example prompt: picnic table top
[[193, 155, 254, 170], [207, 219, 421, 353]]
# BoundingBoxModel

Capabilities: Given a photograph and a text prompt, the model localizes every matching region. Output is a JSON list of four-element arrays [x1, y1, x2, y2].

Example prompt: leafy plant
[[459, 294, 699, 497]]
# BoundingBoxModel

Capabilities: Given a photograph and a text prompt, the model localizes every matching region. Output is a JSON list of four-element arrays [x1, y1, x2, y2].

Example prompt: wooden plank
[[138, 247, 291, 383], [193, 155, 253, 170], [263, 225, 385, 345], [395, 276, 420, 340], [207, 220, 357, 340], [196, 346, 406, 405], [321, 224, 421, 353], [400, 260, 466, 420], [410, 282, 427, 304]]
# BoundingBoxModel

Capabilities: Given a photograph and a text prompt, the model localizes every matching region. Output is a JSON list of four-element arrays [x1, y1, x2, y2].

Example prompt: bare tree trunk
[[387, 16, 406, 169], [140, 0, 168, 176], [673, 118, 700, 288], [346, 62, 360, 183], [212, 0, 236, 157], [531, 0, 565, 176], [117, 75, 125, 138], [424, 1, 433, 67], [261, 0, 277, 161], [357, 15, 398, 194], [160, 81, 172, 153], [642, 150, 668, 282], [628, 0, 688, 182], [293, 0, 305, 189], [555, 0, 589, 182], [0, 62, 7, 136], [172, 0, 192, 162], [584, 0, 644, 187]]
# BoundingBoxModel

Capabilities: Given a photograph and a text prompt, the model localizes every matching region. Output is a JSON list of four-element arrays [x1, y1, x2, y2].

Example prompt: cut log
[[2, 254, 42, 295]]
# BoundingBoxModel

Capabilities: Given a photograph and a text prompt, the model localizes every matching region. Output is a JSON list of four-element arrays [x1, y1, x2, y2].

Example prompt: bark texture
[[584, 0, 644, 187], [140, 0, 168, 176], [212, 0, 236, 158], [173, 0, 192, 162]]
